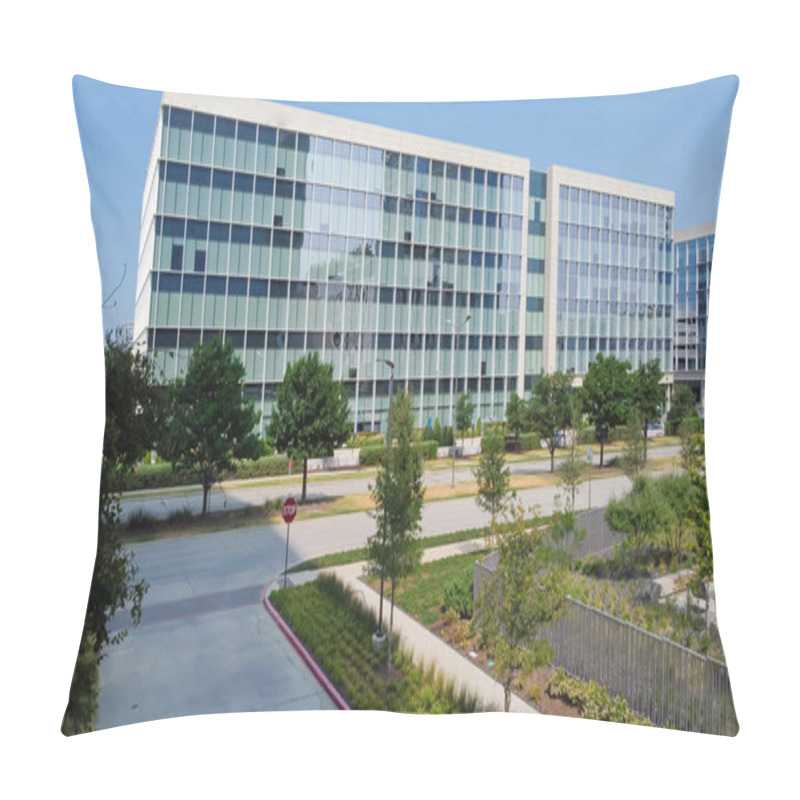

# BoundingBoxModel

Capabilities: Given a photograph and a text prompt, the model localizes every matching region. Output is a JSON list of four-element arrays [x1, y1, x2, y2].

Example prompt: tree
[[165, 336, 260, 514], [666, 383, 700, 436], [679, 418, 705, 473], [454, 391, 475, 453], [505, 392, 527, 450], [619, 411, 647, 483], [367, 391, 425, 666], [475, 503, 567, 711], [556, 410, 588, 512], [269, 352, 351, 504], [63, 332, 159, 734], [528, 371, 574, 473], [581, 354, 631, 467], [686, 437, 713, 629], [473, 426, 512, 534], [631, 359, 666, 461]]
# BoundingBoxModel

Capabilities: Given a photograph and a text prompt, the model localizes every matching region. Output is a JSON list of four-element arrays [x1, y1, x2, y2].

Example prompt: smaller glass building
[[674, 222, 715, 408]]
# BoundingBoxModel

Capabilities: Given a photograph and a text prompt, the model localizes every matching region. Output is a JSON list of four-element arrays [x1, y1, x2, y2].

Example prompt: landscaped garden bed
[[269, 572, 483, 713]]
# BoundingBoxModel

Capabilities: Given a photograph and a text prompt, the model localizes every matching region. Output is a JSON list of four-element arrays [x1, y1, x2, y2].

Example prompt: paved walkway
[[322, 540, 537, 714]]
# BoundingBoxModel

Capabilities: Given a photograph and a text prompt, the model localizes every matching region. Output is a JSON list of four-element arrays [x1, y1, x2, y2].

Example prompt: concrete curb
[[261, 581, 350, 710]]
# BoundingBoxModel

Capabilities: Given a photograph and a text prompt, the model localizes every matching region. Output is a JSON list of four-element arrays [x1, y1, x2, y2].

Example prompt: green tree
[[581, 353, 632, 467], [269, 352, 351, 504], [619, 411, 647, 483], [686, 437, 713, 629], [556, 411, 588, 512], [165, 336, 260, 514], [473, 427, 512, 533], [505, 392, 527, 450], [679, 418, 705, 473], [367, 391, 425, 666], [506, 392, 527, 441], [63, 332, 159, 735], [605, 475, 674, 563], [666, 383, 700, 436], [475, 503, 567, 711], [454, 391, 475, 452], [631, 359, 666, 461], [528, 371, 574, 473]]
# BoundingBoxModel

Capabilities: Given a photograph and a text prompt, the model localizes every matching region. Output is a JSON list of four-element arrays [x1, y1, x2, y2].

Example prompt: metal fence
[[543, 598, 737, 735], [474, 559, 737, 735]]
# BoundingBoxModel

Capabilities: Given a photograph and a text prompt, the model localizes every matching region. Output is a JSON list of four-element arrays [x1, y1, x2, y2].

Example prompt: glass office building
[[543, 166, 675, 381], [134, 93, 530, 434], [674, 222, 715, 408]]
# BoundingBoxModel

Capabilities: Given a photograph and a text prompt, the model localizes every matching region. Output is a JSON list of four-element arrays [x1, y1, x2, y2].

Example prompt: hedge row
[[359, 439, 439, 467]]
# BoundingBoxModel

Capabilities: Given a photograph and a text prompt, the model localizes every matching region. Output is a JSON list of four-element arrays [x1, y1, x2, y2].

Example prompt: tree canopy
[[667, 383, 701, 436], [269, 352, 351, 503], [631, 359, 666, 460], [165, 335, 260, 514], [63, 332, 157, 734], [580, 354, 631, 466], [528, 371, 574, 473], [505, 392, 528, 449], [454, 391, 475, 449], [475, 503, 566, 711], [473, 426, 512, 531], [367, 390, 425, 662]]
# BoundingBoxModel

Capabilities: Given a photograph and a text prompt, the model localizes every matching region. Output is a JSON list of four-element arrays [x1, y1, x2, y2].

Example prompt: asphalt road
[[97, 459, 672, 729], [120, 443, 679, 521]]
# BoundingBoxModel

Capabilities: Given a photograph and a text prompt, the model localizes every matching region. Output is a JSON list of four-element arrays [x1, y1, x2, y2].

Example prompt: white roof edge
[[547, 164, 675, 205], [161, 91, 531, 175], [675, 221, 717, 242]]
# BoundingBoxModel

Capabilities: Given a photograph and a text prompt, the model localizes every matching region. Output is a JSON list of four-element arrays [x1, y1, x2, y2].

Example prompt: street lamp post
[[448, 314, 472, 488]]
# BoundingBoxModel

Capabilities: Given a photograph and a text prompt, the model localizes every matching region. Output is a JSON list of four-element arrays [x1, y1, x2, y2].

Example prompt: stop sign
[[282, 497, 297, 524]]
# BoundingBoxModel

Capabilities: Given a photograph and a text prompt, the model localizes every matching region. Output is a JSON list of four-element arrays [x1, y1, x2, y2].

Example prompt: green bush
[[517, 432, 541, 451], [442, 569, 474, 619], [359, 444, 386, 467], [547, 668, 651, 725], [231, 454, 290, 479], [413, 440, 438, 460]]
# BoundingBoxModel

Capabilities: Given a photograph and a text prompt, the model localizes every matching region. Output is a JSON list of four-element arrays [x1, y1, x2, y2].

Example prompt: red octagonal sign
[[282, 497, 297, 524]]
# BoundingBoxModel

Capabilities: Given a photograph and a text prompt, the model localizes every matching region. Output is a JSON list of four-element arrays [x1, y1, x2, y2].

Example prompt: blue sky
[[73, 75, 738, 334]]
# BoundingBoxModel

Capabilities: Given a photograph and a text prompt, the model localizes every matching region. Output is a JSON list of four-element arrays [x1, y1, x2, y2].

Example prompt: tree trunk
[[642, 422, 648, 462], [202, 483, 209, 515], [550, 443, 555, 473], [302, 457, 308, 503], [387, 581, 396, 672], [600, 439, 605, 467], [504, 679, 511, 712]]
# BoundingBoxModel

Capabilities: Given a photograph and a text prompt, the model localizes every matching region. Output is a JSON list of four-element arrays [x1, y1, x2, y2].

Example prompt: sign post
[[282, 497, 297, 588]]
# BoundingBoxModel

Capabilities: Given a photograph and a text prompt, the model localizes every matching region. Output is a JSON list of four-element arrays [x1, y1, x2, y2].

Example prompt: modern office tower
[[543, 166, 676, 384], [674, 221, 715, 409], [523, 170, 547, 391], [133, 93, 530, 435]]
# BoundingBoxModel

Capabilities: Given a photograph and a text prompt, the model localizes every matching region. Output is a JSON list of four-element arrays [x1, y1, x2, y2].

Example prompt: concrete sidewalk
[[325, 539, 538, 714]]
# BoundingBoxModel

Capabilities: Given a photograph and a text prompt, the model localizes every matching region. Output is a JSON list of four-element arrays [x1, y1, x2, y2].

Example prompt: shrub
[[517, 432, 540, 451], [231, 454, 290, 479], [359, 444, 386, 466], [413, 440, 438, 460], [443, 569, 474, 619]]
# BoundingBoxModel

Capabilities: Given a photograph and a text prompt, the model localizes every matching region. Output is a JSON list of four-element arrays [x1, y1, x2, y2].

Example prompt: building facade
[[543, 166, 675, 383], [134, 92, 531, 435], [673, 221, 715, 408], [134, 94, 681, 435]]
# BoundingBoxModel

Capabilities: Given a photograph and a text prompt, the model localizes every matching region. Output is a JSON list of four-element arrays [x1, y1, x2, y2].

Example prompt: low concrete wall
[[306, 448, 360, 473], [436, 437, 482, 459]]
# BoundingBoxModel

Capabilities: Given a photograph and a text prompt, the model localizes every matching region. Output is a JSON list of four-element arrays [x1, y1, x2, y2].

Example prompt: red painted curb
[[261, 582, 350, 710]]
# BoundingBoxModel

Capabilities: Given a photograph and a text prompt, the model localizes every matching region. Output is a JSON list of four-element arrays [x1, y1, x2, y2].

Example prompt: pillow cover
[[64, 74, 738, 735]]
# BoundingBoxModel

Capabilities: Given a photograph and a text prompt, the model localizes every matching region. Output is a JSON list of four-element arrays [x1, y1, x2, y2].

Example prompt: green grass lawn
[[372, 551, 484, 626]]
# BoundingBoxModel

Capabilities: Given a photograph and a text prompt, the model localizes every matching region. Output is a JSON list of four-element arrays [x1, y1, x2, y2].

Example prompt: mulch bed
[[429, 618, 580, 718]]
